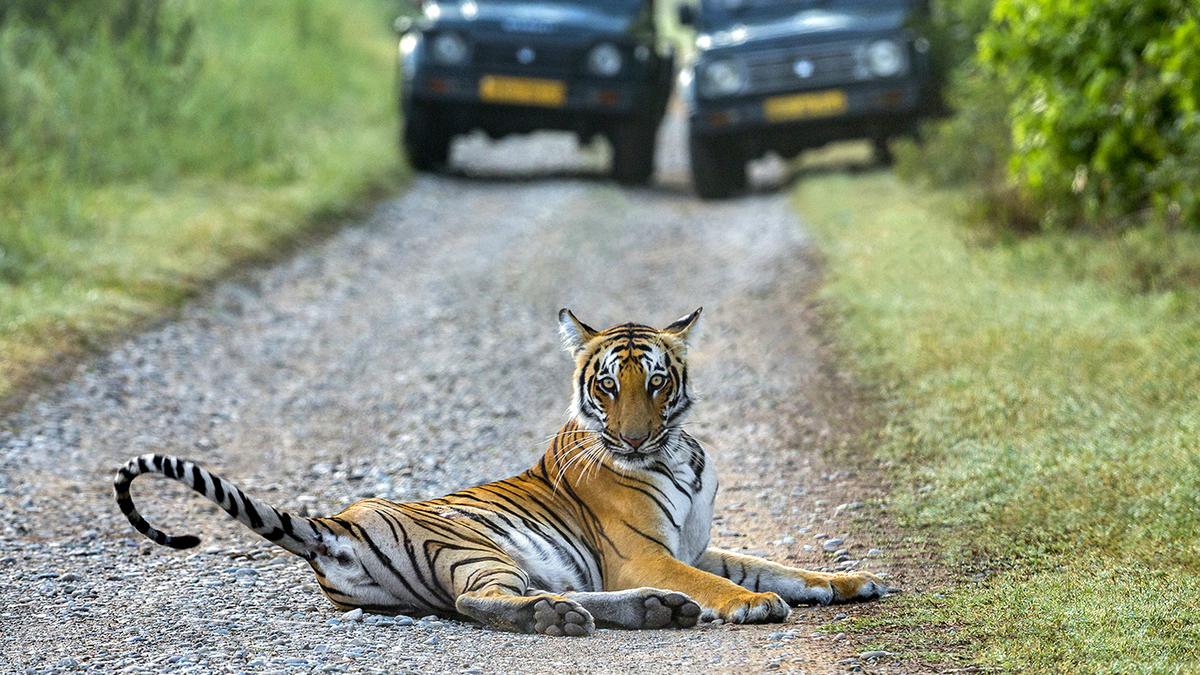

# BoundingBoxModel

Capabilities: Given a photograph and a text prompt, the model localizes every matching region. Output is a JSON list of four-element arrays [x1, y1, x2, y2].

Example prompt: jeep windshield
[[699, 0, 909, 28]]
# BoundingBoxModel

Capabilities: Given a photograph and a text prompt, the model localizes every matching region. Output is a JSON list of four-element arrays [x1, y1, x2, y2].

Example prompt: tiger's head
[[559, 308, 702, 465]]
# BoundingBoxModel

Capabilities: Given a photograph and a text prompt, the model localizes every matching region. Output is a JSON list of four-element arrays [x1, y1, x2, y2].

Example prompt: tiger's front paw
[[775, 570, 893, 606], [828, 571, 890, 603], [705, 591, 790, 624]]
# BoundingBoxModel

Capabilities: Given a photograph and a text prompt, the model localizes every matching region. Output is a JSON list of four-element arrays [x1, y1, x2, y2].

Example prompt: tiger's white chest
[[676, 453, 718, 564]]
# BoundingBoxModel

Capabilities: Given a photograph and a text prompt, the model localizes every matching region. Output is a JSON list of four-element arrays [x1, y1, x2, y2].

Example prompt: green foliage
[[795, 164, 1200, 670], [981, 0, 1200, 228], [923, 0, 993, 80], [0, 0, 403, 399], [893, 1, 1034, 229]]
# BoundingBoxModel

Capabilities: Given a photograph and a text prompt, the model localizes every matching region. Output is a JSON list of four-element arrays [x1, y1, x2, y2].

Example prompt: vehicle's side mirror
[[677, 4, 696, 27], [393, 16, 415, 35]]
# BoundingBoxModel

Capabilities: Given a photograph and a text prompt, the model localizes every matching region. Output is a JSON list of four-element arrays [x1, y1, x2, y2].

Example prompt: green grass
[[0, 1, 405, 402], [795, 148, 1200, 672]]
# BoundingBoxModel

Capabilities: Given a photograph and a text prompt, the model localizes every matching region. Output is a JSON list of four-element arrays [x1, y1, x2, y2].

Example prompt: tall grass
[[795, 151, 1200, 671], [0, 1, 403, 400]]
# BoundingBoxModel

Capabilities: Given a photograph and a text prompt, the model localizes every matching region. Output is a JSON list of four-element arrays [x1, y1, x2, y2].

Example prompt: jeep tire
[[610, 120, 658, 186], [404, 102, 451, 172], [689, 133, 746, 200]]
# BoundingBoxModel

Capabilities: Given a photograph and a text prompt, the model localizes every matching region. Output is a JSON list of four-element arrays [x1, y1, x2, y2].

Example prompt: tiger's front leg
[[609, 555, 791, 624], [695, 548, 890, 606]]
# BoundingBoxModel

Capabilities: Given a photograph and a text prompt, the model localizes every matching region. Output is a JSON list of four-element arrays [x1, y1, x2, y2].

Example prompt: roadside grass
[[0, 1, 404, 404], [794, 147, 1200, 671]]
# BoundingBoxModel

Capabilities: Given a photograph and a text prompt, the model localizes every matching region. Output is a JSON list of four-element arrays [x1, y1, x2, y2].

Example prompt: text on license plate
[[763, 90, 848, 122], [479, 75, 567, 108]]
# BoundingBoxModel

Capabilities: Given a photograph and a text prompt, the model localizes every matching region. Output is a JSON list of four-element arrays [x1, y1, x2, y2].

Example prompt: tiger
[[114, 308, 889, 636]]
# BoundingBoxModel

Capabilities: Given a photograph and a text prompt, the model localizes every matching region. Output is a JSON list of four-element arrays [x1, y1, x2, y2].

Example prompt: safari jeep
[[395, 0, 675, 185], [679, 0, 939, 199]]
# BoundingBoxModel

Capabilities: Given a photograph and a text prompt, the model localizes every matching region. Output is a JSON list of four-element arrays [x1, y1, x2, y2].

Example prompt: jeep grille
[[742, 40, 870, 95]]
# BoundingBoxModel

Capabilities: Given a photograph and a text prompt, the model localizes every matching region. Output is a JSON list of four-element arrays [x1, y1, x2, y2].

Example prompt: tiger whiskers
[[550, 435, 605, 492], [553, 442, 604, 492]]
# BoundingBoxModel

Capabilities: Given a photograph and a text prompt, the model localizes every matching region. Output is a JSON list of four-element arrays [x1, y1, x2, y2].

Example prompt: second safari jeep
[[396, 0, 675, 185], [679, 0, 939, 198]]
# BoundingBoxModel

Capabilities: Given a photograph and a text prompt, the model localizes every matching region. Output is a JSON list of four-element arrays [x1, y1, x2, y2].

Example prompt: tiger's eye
[[600, 377, 617, 391], [649, 374, 666, 389]]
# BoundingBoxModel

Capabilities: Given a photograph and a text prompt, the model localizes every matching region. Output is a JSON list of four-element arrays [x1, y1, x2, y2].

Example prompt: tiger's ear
[[558, 308, 598, 355], [663, 307, 702, 345]]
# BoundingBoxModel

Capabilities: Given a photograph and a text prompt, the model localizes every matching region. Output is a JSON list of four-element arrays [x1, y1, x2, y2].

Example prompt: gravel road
[[0, 112, 903, 673]]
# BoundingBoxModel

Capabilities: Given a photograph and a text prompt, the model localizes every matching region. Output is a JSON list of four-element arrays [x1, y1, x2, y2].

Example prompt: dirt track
[[0, 112, 908, 673]]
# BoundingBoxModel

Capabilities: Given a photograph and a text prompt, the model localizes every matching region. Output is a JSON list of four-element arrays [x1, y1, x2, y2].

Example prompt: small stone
[[867, 548, 883, 557], [859, 650, 894, 660], [59, 573, 80, 582], [836, 560, 860, 570], [342, 608, 364, 622], [424, 635, 440, 646], [802, 544, 815, 552], [822, 538, 844, 552], [814, 533, 829, 540], [834, 632, 846, 641], [395, 616, 415, 626]]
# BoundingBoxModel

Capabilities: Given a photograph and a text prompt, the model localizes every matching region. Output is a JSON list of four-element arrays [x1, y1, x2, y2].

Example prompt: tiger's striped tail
[[113, 454, 316, 557]]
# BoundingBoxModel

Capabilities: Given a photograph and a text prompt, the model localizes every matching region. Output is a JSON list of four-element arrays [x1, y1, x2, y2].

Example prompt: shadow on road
[[437, 128, 889, 203]]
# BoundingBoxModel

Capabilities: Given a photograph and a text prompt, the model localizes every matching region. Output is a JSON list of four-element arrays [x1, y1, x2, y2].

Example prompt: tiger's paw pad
[[705, 592, 790, 624], [829, 571, 890, 604], [532, 598, 595, 637], [640, 590, 702, 629]]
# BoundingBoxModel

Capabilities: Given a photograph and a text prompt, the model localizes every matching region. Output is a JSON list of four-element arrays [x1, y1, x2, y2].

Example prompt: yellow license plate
[[764, 90, 848, 122], [479, 75, 567, 108]]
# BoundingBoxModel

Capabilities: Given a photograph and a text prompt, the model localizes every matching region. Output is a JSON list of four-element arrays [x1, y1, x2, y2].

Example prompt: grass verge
[[0, 1, 405, 405], [795, 148, 1200, 672]]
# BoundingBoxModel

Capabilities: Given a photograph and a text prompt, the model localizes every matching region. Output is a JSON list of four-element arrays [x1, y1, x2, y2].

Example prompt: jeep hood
[[701, 6, 908, 50], [426, 1, 639, 36]]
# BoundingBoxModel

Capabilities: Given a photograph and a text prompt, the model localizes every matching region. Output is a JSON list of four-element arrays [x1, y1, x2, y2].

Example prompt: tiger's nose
[[621, 432, 649, 449]]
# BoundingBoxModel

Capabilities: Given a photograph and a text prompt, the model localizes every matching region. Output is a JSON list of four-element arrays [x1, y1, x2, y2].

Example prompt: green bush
[[0, 0, 398, 282], [981, 0, 1200, 229], [0, 1, 402, 399]]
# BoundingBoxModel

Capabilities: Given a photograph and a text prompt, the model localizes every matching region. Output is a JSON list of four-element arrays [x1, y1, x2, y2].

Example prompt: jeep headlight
[[866, 39, 906, 78], [587, 43, 623, 77], [431, 32, 469, 66], [699, 59, 745, 98]]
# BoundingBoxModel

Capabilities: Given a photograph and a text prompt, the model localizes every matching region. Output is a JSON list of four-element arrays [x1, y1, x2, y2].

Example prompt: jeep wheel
[[872, 137, 894, 167], [689, 134, 746, 200], [404, 102, 451, 172], [610, 121, 658, 186]]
